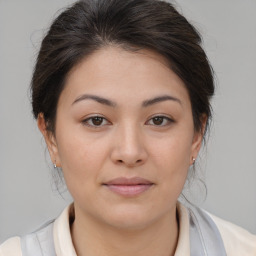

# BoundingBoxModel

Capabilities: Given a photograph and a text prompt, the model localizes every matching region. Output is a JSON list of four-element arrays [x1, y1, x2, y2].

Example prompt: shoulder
[[0, 220, 55, 256], [0, 236, 22, 256], [205, 211, 256, 256], [0, 204, 73, 256]]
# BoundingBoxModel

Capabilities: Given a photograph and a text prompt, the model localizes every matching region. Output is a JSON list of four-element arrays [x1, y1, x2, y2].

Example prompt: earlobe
[[190, 132, 203, 165], [190, 115, 207, 165], [37, 113, 60, 167]]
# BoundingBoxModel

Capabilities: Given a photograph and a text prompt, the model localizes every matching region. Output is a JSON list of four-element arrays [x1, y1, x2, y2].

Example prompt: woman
[[0, 0, 255, 255]]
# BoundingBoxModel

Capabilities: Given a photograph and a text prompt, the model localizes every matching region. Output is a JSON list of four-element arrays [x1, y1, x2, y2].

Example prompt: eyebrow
[[142, 95, 181, 107], [72, 94, 117, 107], [72, 94, 182, 107]]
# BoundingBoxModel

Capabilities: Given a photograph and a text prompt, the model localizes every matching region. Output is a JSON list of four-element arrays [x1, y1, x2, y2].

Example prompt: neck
[[71, 205, 179, 256]]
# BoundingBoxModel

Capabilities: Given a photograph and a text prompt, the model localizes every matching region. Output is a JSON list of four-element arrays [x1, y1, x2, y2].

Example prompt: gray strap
[[21, 220, 56, 256], [188, 206, 227, 256], [21, 206, 226, 255]]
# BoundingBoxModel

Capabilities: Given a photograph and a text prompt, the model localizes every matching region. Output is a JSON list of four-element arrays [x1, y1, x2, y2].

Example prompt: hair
[[31, 0, 214, 136]]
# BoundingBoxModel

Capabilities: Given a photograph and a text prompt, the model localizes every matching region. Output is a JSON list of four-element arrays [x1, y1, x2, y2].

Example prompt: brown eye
[[147, 116, 174, 126], [153, 117, 164, 125], [82, 116, 109, 128], [91, 117, 104, 126]]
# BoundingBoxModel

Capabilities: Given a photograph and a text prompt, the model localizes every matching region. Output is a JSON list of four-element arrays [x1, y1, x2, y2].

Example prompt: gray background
[[0, 0, 256, 242]]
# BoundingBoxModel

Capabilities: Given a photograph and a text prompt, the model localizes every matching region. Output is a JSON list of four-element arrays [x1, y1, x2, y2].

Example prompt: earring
[[192, 157, 196, 164], [54, 160, 57, 168]]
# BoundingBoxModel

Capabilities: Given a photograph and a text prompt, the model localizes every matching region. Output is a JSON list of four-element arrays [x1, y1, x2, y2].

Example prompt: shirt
[[1, 202, 256, 255]]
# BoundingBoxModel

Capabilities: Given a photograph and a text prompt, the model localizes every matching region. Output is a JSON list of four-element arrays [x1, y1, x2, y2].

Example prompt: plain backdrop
[[0, 0, 256, 242]]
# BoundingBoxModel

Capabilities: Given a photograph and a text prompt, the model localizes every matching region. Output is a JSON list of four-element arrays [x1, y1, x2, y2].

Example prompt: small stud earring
[[192, 157, 196, 164], [54, 161, 57, 168]]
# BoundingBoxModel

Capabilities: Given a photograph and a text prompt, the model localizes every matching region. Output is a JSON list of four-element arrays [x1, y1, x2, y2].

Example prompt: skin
[[38, 47, 205, 256]]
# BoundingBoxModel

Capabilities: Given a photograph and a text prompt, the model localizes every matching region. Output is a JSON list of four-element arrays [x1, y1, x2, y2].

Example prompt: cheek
[[55, 124, 110, 187], [149, 131, 193, 192], [152, 132, 192, 170]]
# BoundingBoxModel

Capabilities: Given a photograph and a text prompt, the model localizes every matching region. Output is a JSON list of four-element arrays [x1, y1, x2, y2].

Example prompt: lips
[[103, 177, 154, 196], [104, 177, 153, 185]]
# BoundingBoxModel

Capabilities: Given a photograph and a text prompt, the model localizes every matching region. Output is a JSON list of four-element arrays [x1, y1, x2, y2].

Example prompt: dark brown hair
[[31, 0, 214, 134]]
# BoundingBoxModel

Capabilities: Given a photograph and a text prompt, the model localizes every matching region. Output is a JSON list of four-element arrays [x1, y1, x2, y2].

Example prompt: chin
[[98, 205, 160, 231]]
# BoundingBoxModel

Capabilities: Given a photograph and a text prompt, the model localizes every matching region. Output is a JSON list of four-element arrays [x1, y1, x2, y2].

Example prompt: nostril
[[116, 159, 143, 166]]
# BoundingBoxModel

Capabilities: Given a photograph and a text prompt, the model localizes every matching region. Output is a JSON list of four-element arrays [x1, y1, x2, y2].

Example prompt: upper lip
[[103, 177, 154, 185]]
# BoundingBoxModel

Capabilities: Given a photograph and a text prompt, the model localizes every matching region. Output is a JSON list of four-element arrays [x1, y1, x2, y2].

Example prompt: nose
[[110, 123, 148, 167]]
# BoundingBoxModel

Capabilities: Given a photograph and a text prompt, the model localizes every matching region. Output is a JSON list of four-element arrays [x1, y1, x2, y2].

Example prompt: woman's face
[[40, 47, 203, 229]]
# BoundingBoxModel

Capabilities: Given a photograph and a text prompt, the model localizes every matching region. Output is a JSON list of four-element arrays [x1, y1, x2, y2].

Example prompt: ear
[[37, 113, 61, 167], [190, 115, 207, 165]]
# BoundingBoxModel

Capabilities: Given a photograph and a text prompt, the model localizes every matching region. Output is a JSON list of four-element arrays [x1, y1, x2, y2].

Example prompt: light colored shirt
[[1, 202, 256, 255]]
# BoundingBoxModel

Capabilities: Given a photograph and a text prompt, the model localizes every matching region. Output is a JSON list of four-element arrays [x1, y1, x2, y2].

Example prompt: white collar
[[53, 202, 190, 256]]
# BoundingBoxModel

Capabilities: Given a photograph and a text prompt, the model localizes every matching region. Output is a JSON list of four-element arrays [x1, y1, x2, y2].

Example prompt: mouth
[[103, 177, 154, 197]]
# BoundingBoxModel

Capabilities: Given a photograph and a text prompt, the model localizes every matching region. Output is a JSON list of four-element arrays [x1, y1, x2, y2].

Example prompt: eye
[[82, 116, 110, 128], [147, 115, 174, 126]]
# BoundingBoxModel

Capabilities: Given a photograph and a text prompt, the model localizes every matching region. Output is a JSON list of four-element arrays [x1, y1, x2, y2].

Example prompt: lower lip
[[104, 184, 153, 196]]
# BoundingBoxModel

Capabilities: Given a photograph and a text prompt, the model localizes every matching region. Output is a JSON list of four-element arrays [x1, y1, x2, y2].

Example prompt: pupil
[[153, 117, 163, 125], [92, 117, 103, 125]]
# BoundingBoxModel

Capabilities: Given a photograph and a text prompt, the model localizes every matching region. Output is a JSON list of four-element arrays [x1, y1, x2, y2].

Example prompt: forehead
[[60, 46, 190, 108]]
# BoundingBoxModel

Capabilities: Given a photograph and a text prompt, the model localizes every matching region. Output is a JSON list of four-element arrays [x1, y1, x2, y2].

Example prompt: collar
[[53, 202, 190, 256]]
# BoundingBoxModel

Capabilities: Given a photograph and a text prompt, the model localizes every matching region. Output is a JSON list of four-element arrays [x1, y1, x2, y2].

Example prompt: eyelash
[[146, 116, 174, 126], [81, 115, 174, 128], [82, 116, 110, 128]]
